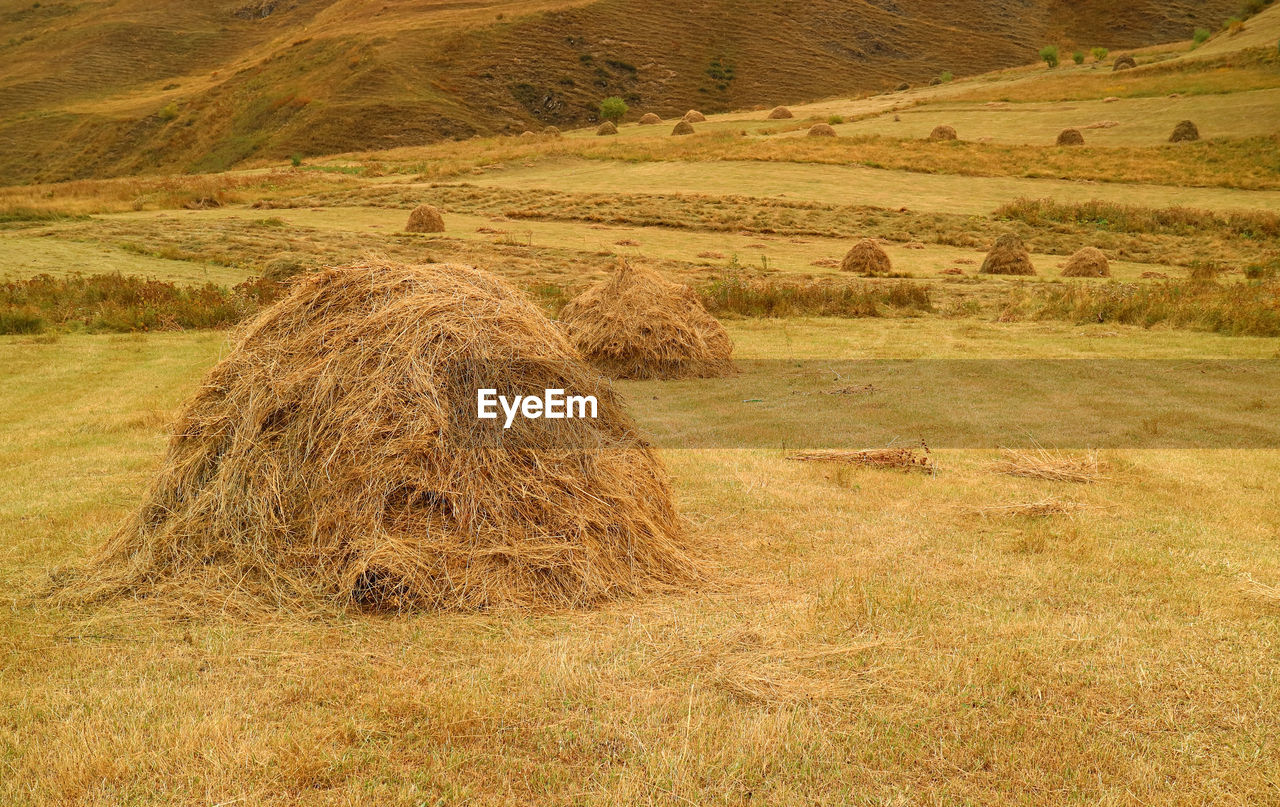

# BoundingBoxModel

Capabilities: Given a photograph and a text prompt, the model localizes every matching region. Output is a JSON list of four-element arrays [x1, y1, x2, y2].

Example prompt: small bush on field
[[0, 310, 45, 335], [828, 114, 845, 125], [1072, 51, 1085, 64], [938, 71, 954, 83], [994, 198, 1280, 239], [1194, 28, 1212, 45], [700, 274, 932, 318], [1039, 46, 1060, 68], [1244, 258, 1279, 280], [599, 96, 629, 122], [1091, 47, 1109, 62], [157, 103, 179, 121]]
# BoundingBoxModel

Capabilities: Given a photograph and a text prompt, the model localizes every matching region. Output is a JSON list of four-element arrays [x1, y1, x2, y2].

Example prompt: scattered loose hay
[[840, 238, 892, 276], [404, 204, 445, 233], [559, 261, 735, 380], [1170, 120, 1201, 142], [787, 442, 933, 474], [807, 123, 837, 137], [767, 106, 794, 119], [682, 110, 706, 123], [1113, 55, 1136, 71], [928, 125, 958, 141], [968, 498, 1088, 518], [638, 113, 662, 125], [1240, 574, 1280, 607], [596, 121, 618, 136], [48, 263, 701, 613], [1062, 246, 1111, 277], [980, 233, 1036, 276], [671, 120, 695, 136], [991, 447, 1107, 483], [1056, 128, 1085, 146]]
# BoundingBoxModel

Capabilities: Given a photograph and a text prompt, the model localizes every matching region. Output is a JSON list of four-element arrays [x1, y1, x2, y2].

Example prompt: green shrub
[[599, 96, 628, 123], [1194, 28, 1212, 45], [1072, 51, 1085, 64], [1091, 47, 1109, 62], [1039, 45, 1060, 68], [0, 310, 45, 335], [828, 114, 845, 125], [157, 103, 179, 121], [938, 71, 954, 83], [290, 153, 302, 167]]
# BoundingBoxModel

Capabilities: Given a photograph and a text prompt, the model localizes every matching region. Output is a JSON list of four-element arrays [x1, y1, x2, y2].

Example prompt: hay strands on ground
[[787, 439, 934, 475], [992, 446, 1108, 483], [965, 498, 1096, 519]]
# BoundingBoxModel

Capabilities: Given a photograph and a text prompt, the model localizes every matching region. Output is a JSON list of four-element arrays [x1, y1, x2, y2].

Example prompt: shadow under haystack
[[49, 263, 700, 613], [559, 262, 735, 380]]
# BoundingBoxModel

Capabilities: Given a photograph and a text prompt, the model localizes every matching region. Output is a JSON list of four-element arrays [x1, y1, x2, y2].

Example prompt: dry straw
[[1056, 128, 1085, 146], [1113, 55, 1136, 71], [638, 113, 662, 125], [596, 121, 618, 136], [767, 106, 794, 119], [559, 261, 734, 380], [1170, 120, 1200, 142], [671, 120, 695, 136], [682, 110, 706, 123], [49, 263, 702, 613], [992, 447, 1108, 483], [807, 123, 836, 137], [980, 233, 1036, 275], [787, 442, 933, 474], [928, 125, 957, 141], [404, 204, 444, 233], [840, 238, 892, 276], [1061, 246, 1110, 277]]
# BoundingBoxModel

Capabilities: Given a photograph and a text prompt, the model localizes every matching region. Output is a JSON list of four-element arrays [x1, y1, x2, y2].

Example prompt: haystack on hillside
[[683, 110, 706, 123], [928, 125, 958, 141], [1062, 247, 1110, 277], [405, 204, 444, 233], [841, 239, 892, 276], [53, 263, 699, 612], [768, 106, 794, 119], [808, 123, 836, 137], [639, 113, 662, 125], [672, 120, 695, 136], [1170, 120, 1200, 142], [543, 125, 562, 137], [980, 234, 1036, 275], [520, 131, 536, 138], [596, 121, 618, 136], [1056, 128, 1085, 145], [1113, 55, 1136, 71], [559, 262, 734, 380]]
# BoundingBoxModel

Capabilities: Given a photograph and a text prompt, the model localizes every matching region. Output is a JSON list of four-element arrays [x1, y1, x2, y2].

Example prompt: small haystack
[[807, 123, 837, 137], [895, 82, 911, 91], [980, 233, 1036, 275], [596, 121, 618, 136], [1061, 247, 1111, 277], [672, 120, 695, 136], [559, 261, 734, 380], [405, 204, 445, 233], [928, 125, 958, 141], [840, 239, 892, 276], [543, 125, 562, 137], [683, 110, 706, 123], [49, 263, 700, 612], [767, 106, 794, 119], [520, 130, 536, 138], [1170, 120, 1200, 142], [639, 113, 662, 125], [1113, 55, 1136, 71], [1056, 128, 1085, 146]]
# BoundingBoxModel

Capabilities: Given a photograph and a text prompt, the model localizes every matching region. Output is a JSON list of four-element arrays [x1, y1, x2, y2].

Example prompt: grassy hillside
[[0, 0, 1244, 184]]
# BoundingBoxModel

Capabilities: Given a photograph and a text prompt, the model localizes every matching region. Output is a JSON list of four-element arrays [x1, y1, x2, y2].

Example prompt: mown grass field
[[3, 9, 1280, 806]]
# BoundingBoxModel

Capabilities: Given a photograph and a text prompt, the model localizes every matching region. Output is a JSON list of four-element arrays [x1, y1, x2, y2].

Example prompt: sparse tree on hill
[[1039, 45, 1060, 68], [1072, 50, 1085, 64], [599, 96, 628, 123]]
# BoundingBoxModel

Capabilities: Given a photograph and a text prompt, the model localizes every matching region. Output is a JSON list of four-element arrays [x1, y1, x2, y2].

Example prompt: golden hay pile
[[980, 233, 1036, 276], [51, 263, 700, 613], [788, 442, 933, 474], [520, 130, 536, 139], [1170, 120, 1200, 142], [558, 261, 734, 380], [840, 238, 892, 276], [1062, 246, 1111, 277], [672, 120, 695, 136], [405, 204, 444, 233], [1113, 55, 1136, 71], [1056, 128, 1085, 146], [992, 447, 1107, 483], [928, 125, 957, 141], [807, 123, 836, 137], [682, 110, 706, 123], [639, 113, 662, 125], [543, 125, 562, 137], [596, 121, 618, 136], [767, 106, 794, 119]]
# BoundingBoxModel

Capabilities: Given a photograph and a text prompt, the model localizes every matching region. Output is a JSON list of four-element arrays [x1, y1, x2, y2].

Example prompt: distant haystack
[[840, 239, 892, 276], [767, 106, 794, 119], [1062, 247, 1111, 277], [807, 123, 837, 137], [896, 82, 911, 91], [559, 261, 735, 380], [639, 113, 662, 125], [1170, 120, 1200, 142], [543, 125, 562, 137], [596, 121, 618, 136], [672, 120, 695, 136], [1113, 55, 1136, 71], [928, 125, 958, 141], [405, 204, 445, 233], [520, 131, 536, 139], [683, 110, 706, 123], [980, 234, 1036, 276], [1056, 128, 1085, 146]]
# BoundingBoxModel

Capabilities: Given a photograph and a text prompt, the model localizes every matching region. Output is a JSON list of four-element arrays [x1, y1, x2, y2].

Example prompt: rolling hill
[[0, 0, 1243, 184]]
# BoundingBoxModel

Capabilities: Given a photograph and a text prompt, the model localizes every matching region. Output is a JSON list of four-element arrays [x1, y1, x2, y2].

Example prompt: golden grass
[[991, 447, 1108, 483]]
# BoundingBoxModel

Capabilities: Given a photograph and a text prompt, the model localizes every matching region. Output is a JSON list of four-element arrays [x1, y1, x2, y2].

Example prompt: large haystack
[[596, 121, 618, 136], [405, 204, 444, 233], [683, 110, 706, 123], [52, 263, 699, 612], [840, 239, 892, 276], [1170, 120, 1200, 142], [1056, 128, 1085, 146], [980, 234, 1036, 276], [928, 125, 958, 141], [672, 120, 695, 136], [559, 261, 734, 380], [767, 106, 794, 119], [639, 113, 662, 125], [543, 125, 562, 137], [1113, 55, 1136, 71], [807, 123, 836, 137], [1061, 247, 1111, 277]]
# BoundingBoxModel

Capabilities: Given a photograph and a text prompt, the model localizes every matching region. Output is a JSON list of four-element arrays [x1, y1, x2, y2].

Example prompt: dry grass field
[[3, 4, 1280, 805]]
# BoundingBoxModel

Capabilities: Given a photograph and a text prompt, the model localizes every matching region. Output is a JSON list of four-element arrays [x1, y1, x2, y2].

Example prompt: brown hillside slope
[[0, 0, 1238, 184]]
